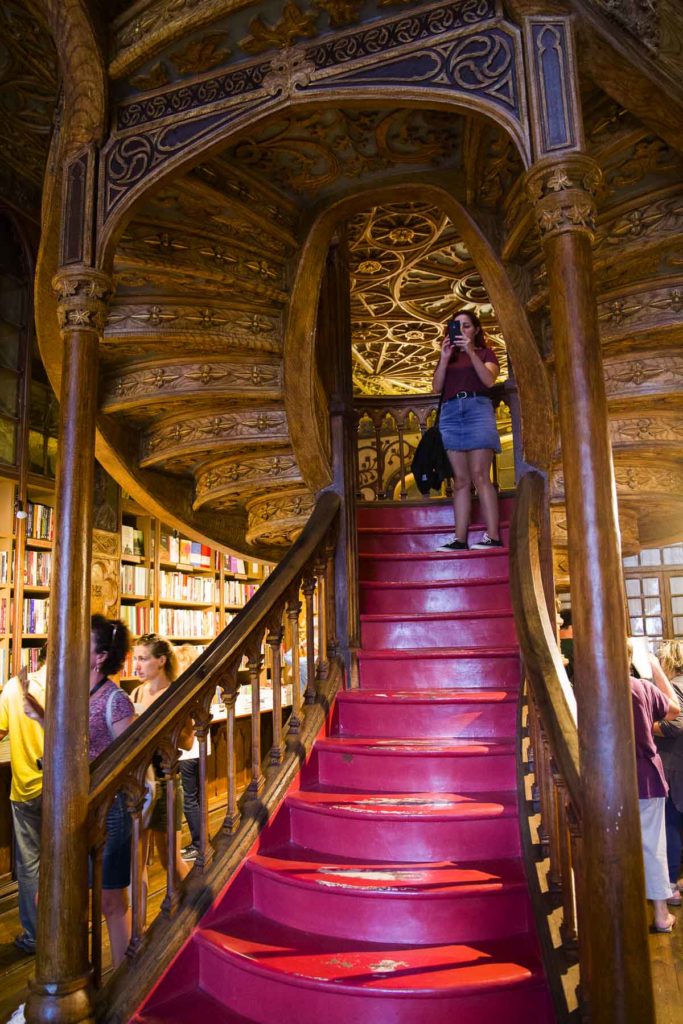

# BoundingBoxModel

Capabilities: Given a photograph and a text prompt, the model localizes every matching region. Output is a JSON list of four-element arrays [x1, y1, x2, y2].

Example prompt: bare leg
[[468, 448, 499, 540], [102, 887, 131, 968], [446, 450, 472, 542], [652, 900, 675, 931]]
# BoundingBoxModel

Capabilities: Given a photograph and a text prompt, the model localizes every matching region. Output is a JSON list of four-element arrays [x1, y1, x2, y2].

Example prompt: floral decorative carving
[[603, 354, 683, 396], [595, 193, 683, 251], [141, 409, 289, 464], [240, 4, 319, 55], [609, 416, 683, 445], [597, 286, 683, 333], [102, 358, 282, 410], [194, 452, 302, 509], [106, 303, 281, 350], [525, 154, 602, 241], [246, 488, 315, 546], [262, 49, 316, 97], [52, 267, 112, 335], [130, 63, 171, 92], [169, 33, 232, 74]]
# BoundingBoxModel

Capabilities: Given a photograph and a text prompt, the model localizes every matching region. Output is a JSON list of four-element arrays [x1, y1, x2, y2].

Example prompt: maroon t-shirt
[[630, 676, 669, 799], [442, 346, 499, 400]]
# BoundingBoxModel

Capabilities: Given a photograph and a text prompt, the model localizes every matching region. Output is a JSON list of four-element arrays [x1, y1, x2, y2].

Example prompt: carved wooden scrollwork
[[193, 450, 303, 511], [525, 154, 602, 241], [246, 488, 315, 547]]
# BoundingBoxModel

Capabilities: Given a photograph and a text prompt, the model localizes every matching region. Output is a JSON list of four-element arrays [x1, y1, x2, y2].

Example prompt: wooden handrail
[[90, 490, 340, 803], [509, 470, 580, 805]]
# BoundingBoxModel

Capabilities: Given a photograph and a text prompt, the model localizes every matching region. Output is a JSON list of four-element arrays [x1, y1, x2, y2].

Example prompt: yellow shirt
[[0, 667, 45, 802]]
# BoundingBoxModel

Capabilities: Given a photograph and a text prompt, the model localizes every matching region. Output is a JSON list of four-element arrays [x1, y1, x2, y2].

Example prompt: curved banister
[[90, 490, 340, 804], [509, 471, 580, 808]]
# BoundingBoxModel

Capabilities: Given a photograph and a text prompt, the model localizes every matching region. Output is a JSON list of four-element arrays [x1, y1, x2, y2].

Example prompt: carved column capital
[[525, 154, 602, 242], [52, 265, 112, 335]]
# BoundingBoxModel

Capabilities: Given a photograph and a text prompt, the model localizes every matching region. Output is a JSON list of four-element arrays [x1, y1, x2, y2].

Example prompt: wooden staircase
[[132, 497, 554, 1024]]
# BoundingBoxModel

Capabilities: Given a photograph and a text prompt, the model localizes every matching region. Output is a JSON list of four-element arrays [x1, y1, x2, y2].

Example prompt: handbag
[[411, 389, 452, 495]]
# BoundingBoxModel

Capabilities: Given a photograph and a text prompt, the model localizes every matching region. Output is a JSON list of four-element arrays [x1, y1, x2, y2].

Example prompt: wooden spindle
[[545, 748, 563, 893], [287, 594, 302, 732], [302, 572, 317, 705], [267, 623, 285, 765], [195, 715, 213, 872], [221, 691, 240, 834], [397, 424, 408, 500], [373, 424, 384, 499], [90, 835, 104, 988], [324, 545, 338, 659], [126, 791, 144, 957], [161, 760, 180, 917], [556, 779, 578, 950], [314, 558, 328, 681], [247, 644, 265, 796]]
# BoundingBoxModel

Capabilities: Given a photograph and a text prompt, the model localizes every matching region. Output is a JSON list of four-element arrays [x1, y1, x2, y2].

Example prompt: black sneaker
[[181, 844, 199, 861], [438, 538, 468, 551], [471, 533, 503, 549]]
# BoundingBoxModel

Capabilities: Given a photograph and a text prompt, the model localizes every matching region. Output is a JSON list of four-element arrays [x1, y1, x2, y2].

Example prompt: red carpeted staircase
[[135, 498, 554, 1024]]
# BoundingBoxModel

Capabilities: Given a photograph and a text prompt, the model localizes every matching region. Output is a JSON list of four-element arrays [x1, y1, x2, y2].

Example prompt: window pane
[[630, 617, 644, 635], [644, 597, 661, 615], [625, 580, 642, 596], [46, 436, 58, 478], [671, 597, 683, 614], [642, 578, 660, 596], [0, 367, 18, 417], [639, 549, 661, 566], [674, 616, 683, 636], [628, 598, 643, 616], [0, 416, 16, 464], [645, 617, 662, 636], [623, 555, 638, 568], [670, 577, 683, 596], [663, 545, 683, 566]]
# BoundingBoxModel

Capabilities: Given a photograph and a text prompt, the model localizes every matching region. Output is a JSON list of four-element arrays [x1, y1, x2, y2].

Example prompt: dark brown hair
[[91, 615, 131, 677], [448, 310, 486, 359]]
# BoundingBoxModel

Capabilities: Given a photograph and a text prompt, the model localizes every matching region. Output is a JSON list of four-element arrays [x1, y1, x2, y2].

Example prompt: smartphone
[[447, 319, 462, 345]]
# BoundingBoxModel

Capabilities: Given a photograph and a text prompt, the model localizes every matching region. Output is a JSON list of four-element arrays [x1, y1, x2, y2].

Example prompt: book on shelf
[[0, 550, 8, 585], [0, 595, 7, 633], [26, 501, 54, 541], [225, 556, 247, 575], [121, 564, 149, 596], [20, 647, 44, 672], [159, 571, 215, 603], [122, 525, 145, 557], [120, 604, 150, 635], [24, 550, 52, 587], [0, 647, 7, 685], [224, 579, 259, 606], [157, 607, 213, 638], [22, 597, 49, 634]]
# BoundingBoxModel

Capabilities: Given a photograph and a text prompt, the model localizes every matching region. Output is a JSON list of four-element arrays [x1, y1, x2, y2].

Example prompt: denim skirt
[[439, 395, 501, 453]]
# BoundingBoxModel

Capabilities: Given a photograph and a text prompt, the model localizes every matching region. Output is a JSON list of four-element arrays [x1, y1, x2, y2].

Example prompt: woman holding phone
[[432, 310, 501, 550]]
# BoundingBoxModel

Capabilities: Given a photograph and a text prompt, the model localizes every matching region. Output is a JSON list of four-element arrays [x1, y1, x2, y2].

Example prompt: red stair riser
[[315, 744, 517, 792], [249, 865, 531, 944], [360, 615, 517, 650], [360, 552, 508, 583], [358, 655, 521, 690], [359, 580, 512, 614], [197, 938, 551, 1024], [359, 525, 510, 554], [287, 804, 521, 862], [357, 499, 516, 529], [336, 700, 517, 738]]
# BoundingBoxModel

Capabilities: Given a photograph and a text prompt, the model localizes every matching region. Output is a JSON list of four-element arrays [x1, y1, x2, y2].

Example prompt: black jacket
[[411, 426, 452, 495]]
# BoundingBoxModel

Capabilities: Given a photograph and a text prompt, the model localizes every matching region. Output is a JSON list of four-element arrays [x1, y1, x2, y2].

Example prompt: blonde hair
[[658, 640, 683, 678], [174, 643, 200, 676]]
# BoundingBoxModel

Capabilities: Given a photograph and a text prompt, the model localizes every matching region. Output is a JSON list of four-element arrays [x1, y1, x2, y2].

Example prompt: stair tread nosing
[[357, 646, 519, 660], [136, 991, 257, 1024], [317, 736, 516, 754], [337, 688, 518, 703], [360, 608, 514, 622], [196, 910, 546, 995], [358, 520, 510, 535], [249, 846, 528, 896], [360, 576, 510, 589], [360, 549, 508, 561], [286, 788, 518, 821]]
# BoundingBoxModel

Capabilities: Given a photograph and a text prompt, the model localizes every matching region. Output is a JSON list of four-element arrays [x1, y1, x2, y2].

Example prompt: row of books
[[159, 571, 215, 604], [26, 501, 55, 541], [224, 580, 259, 606], [157, 607, 213, 638], [22, 597, 49, 635], [20, 646, 44, 672], [163, 534, 212, 568], [0, 550, 8, 585], [0, 647, 6, 685], [121, 564, 149, 596], [121, 525, 145, 557], [224, 556, 262, 577], [25, 550, 52, 587], [0, 596, 6, 633], [120, 604, 150, 635]]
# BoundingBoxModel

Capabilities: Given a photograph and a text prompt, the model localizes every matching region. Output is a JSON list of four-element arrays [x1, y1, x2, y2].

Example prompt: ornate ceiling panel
[[347, 200, 508, 396]]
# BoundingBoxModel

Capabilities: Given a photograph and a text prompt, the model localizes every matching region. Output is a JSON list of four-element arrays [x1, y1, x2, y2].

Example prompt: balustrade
[[86, 493, 340, 1001], [354, 384, 513, 502]]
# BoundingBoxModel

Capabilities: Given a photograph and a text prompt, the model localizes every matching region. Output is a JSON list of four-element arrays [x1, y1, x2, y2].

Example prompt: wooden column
[[526, 153, 655, 1024], [27, 268, 110, 1024]]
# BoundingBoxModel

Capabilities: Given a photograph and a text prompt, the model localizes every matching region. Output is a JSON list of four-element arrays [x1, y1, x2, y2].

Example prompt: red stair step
[[360, 548, 509, 583], [336, 688, 518, 737], [247, 847, 531, 944], [314, 735, 517, 791], [135, 989, 258, 1024], [358, 649, 521, 690], [193, 912, 552, 1024], [358, 522, 510, 554], [360, 609, 517, 649], [285, 788, 521, 861], [357, 497, 516, 529], [359, 577, 512, 615]]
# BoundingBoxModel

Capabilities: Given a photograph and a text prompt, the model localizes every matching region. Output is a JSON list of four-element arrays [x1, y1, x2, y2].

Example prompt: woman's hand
[[439, 336, 453, 362]]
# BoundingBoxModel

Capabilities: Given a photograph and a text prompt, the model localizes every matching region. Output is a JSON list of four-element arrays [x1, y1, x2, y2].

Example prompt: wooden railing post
[[220, 688, 240, 835], [194, 706, 214, 873], [324, 543, 338, 659], [160, 750, 181, 918], [302, 572, 317, 704], [267, 619, 285, 765], [28, 268, 111, 1024], [330, 401, 360, 687], [246, 641, 265, 796], [314, 558, 328, 681], [286, 592, 302, 732], [125, 790, 145, 957]]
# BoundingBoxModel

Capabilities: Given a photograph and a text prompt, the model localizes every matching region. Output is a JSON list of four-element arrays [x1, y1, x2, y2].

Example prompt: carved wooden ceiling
[[0, 0, 57, 218]]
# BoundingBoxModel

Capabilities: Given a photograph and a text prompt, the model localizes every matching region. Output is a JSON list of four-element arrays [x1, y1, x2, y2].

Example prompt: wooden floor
[[0, 837, 681, 1023]]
